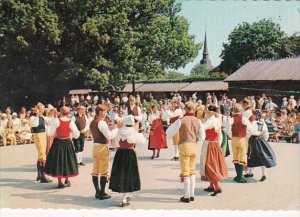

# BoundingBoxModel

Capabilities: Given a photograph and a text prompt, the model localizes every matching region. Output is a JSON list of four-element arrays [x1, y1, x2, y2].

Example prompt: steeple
[[200, 31, 214, 70]]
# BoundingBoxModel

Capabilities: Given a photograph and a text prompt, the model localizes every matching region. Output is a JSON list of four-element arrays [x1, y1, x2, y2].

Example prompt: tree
[[279, 32, 300, 57], [219, 19, 285, 73], [190, 63, 210, 77], [0, 0, 200, 109]]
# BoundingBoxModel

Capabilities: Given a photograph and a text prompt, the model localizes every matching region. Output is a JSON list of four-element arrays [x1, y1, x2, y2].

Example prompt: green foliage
[[0, 0, 200, 108], [220, 19, 287, 73], [190, 63, 210, 77]]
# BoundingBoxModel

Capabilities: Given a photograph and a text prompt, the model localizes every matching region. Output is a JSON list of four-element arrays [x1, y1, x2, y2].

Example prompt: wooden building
[[225, 57, 300, 102]]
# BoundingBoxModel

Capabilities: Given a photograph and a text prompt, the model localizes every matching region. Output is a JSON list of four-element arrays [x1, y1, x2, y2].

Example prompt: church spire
[[200, 31, 213, 70]]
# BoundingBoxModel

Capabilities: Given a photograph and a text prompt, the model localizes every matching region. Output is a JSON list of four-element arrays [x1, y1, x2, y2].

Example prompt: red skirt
[[201, 140, 228, 182], [148, 118, 168, 150]]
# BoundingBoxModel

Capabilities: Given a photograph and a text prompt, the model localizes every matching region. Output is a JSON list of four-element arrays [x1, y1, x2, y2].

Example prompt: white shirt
[[98, 120, 118, 140], [250, 119, 269, 141], [115, 127, 146, 146]]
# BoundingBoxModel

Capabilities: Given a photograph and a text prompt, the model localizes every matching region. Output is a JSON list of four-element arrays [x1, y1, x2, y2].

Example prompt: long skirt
[[201, 140, 228, 182], [46, 135, 54, 156], [148, 119, 168, 150], [109, 148, 141, 193], [247, 136, 277, 168], [45, 138, 78, 178]]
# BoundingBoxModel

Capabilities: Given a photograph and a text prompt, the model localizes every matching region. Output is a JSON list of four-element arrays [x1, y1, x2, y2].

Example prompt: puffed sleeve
[[69, 120, 80, 139], [166, 119, 181, 138], [47, 118, 59, 136]]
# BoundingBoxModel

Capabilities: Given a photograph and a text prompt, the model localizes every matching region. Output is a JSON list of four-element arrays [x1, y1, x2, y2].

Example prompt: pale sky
[[178, 0, 300, 74]]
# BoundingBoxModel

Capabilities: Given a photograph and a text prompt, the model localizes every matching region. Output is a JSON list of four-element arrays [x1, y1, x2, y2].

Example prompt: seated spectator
[[19, 119, 32, 144], [292, 114, 300, 143], [2, 121, 17, 146]]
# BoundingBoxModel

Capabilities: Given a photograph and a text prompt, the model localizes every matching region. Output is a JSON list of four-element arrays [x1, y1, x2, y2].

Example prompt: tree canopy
[[0, 0, 200, 108], [219, 19, 300, 73], [190, 63, 210, 77]]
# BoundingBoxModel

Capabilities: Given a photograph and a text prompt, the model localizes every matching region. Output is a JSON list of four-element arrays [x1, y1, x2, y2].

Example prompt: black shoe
[[121, 202, 130, 207], [151, 156, 155, 159], [40, 177, 52, 183], [171, 157, 179, 161], [260, 175, 266, 182], [204, 187, 214, 192], [36, 176, 41, 181], [99, 193, 111, 200], [64, 180, 71, 187], [80, 162, 85, 166], [155, 155, 159, 158], [233, 176, 238, 182], [95, 192, 100, 199], [211, 189, 222, 196], [237, 177, 248, 183], [244, 173, 254, 178], [58, 184, 65, 189], [190, 197, 195, 201], [180, 196, 190, 203]]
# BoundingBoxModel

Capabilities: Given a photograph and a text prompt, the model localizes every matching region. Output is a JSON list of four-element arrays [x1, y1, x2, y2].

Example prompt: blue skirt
[[247, 136, 277, 168]]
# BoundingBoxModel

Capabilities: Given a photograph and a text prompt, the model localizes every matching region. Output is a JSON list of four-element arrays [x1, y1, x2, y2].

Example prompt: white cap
[[123, 115, 135, 126], [12, 112, 17, 116], [290, 95, 294, 99]]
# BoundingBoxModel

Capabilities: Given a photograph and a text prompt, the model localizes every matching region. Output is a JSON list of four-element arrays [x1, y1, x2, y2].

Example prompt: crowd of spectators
[[1, 92, 300, 146]]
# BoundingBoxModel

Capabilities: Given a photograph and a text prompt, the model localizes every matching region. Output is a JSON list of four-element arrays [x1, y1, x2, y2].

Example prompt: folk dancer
[[226, 104, 260, 183], [166, 100, 183, 161], [148, 104, 167, 159], [200, 105, 228, 196], [72, 105, 89, 166], [244, 111, 277, 181], [109, 115, 146, 207], [30, 103, 52, 183], [45, 106, 80, 188], [89, 104, 119, 200], [127, 96, 143, 132], [167, 101, 205, 203]]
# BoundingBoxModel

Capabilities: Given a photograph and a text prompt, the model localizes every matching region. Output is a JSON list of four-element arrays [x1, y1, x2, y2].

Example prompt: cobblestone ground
[[0, 139, 299, 210]]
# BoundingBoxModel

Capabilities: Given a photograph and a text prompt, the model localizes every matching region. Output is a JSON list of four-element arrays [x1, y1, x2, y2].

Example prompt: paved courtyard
[[0, 139, 299, 211]]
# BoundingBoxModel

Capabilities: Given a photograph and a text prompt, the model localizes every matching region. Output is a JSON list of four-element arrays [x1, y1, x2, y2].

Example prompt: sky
[[178, 0, 300, 74]]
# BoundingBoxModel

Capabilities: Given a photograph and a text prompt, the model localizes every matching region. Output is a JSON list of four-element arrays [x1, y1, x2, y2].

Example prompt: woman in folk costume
[[148, 104, 168, 159], [45, 104, 57, 155], [45, 106, 80, 189], [109, 115, 146, 207], [200, 105, 228, 196], [244, 110, 276, 182]]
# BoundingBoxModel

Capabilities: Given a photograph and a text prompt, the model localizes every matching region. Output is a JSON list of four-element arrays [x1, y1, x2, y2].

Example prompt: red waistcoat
[[232, 114, 247, 137]]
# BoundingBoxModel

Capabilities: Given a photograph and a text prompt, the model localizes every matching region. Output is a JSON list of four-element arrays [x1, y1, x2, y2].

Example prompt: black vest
[[32, 117, 46, 133]]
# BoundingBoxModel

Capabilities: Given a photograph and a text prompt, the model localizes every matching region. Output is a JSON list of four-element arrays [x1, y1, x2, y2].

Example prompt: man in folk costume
[[30, 102, 52, 183], [166, 99, 183, 161], [167, 101, 205, 203], [72, 105, 89, 166], [90, 104, 119, 200], [226, 104, 260, 183], [127, 96, 143, 132]]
